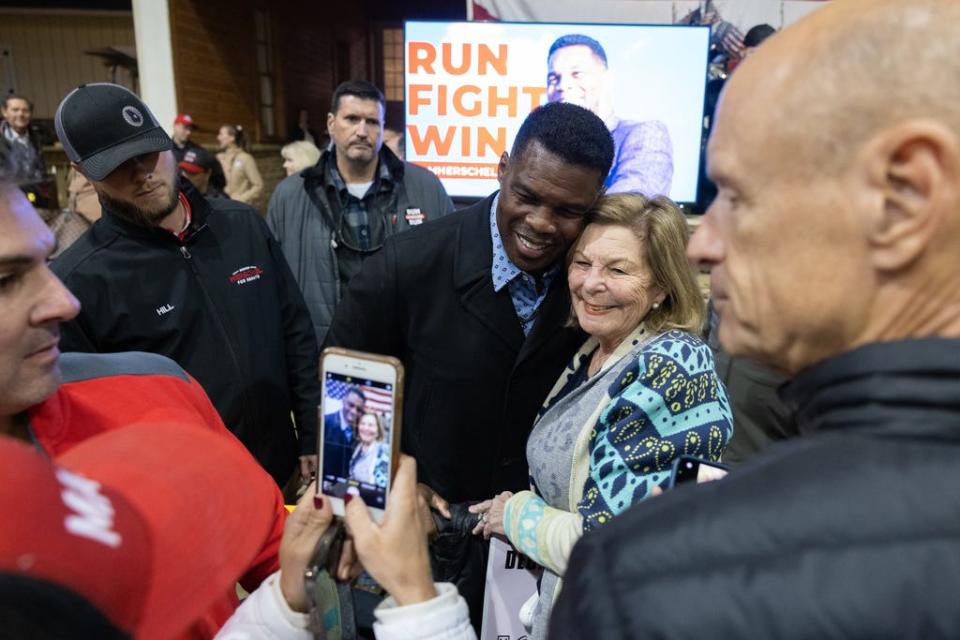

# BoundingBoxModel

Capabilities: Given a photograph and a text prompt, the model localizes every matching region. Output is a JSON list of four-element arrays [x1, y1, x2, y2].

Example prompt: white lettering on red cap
[[56, 468, 122, 548]]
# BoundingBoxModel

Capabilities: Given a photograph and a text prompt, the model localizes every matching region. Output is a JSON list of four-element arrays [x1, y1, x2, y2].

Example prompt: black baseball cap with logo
[[55, 83, 173, 181], [179, 148, 218, 175]]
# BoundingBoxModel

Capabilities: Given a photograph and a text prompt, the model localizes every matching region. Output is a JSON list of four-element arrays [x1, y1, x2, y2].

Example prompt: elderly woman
[[280, 140, 321, 176], [471, 193, 733, 639], [349, 411, 390, 488]]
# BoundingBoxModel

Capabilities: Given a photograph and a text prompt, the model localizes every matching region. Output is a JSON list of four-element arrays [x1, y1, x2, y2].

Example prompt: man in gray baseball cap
[[52, 83, 323, 489], [56, 83, 173, 182], [55, 83, 179, 227]]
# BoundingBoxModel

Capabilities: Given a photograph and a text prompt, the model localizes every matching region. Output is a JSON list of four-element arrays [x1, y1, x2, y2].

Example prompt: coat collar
[[451, 194, 522, 350], [303, 145, 405, 184], [451, 193, 581, 358], [538, 323, 654, 413], [452, 193, 498, 289], [782, 337, 960, 436]]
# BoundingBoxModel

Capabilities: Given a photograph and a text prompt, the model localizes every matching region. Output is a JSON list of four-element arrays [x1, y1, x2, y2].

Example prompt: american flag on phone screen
[[325, 377, 393, 415]]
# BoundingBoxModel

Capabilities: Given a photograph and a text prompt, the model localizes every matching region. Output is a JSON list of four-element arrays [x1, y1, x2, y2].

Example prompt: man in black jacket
[[327, 102, 613, 627], [552, 1, 960, 637], [51, 83, 321, 487]]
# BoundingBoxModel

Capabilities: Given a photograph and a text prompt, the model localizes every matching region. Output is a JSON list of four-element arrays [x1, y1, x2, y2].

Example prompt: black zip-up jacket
[[552, 338, 960, 639], [53, 181, 321, 485]]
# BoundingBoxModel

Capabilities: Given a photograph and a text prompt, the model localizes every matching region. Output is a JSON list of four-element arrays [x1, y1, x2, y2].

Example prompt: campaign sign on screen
[[404, 21, 710, 202]]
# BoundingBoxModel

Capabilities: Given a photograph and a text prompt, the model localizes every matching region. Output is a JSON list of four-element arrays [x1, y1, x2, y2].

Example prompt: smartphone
[[667, 455, 730, 489], [318, 347, 404, 521]]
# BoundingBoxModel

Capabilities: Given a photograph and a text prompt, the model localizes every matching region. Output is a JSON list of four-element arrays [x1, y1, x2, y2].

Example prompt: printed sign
[[480, 537, 539, 640], [405, 21, 710, 201]]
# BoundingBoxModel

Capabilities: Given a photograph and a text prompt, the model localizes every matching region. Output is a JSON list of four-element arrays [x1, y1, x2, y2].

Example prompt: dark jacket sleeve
[[550, 448, 960, 640], [328, 237, 481, 517], [58, 314, 99, 353], [550, 483, 740, 640], [51, 265, 99, 354], [401, 161, 455, 224], [430, 180, 455, 219], [266, 228, 323, 456]]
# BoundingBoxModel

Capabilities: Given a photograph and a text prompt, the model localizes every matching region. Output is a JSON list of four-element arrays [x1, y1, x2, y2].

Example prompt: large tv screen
[[404, 21, 710, 202]]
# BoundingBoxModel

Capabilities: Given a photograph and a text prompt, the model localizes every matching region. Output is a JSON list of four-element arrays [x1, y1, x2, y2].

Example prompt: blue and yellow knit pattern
[[578, 330, 733, 531]]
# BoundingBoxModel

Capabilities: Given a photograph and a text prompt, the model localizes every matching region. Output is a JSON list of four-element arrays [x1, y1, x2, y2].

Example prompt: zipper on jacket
[[177, 241, 251, 428]]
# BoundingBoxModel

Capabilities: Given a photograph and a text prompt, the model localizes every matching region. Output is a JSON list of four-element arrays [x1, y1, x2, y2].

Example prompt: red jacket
[[29, 351, 286, 639]]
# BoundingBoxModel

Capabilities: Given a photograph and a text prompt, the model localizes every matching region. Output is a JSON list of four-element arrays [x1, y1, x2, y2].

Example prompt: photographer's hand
[[279, 483, 333, 612], [416, 481, 451, 537], [298, 454, 318, 484], [344, 455, 437, 606]]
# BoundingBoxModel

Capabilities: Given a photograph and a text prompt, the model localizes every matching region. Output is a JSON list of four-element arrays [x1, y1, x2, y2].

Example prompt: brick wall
[[168, 0, 377, 151], [249, 143, 283, 214], [273, 2, 369, 144]]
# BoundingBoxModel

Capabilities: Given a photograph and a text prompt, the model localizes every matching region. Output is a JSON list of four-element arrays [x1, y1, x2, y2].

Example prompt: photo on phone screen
[[320, 371, 395, 511]]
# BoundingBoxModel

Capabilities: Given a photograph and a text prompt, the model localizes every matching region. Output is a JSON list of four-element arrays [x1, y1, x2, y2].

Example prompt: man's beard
[[98, 185, 180, 228]]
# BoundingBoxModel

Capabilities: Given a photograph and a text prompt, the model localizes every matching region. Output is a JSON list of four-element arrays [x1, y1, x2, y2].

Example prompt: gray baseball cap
[[55, 83, 173, 181]]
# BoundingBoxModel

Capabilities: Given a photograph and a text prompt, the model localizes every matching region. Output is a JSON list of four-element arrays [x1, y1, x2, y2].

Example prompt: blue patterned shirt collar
[[489, 193, 561, 335], [490, 193, 524, 293]]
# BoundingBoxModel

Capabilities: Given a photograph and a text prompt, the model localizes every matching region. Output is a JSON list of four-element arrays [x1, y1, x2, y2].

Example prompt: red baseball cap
[[174, 113, 194, 127], [0, 423, 276, 639]]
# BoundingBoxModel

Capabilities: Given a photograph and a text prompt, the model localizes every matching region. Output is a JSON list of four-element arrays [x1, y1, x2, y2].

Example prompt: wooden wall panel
[[0, 9, 135, 118], [169, 0, 260, 144]]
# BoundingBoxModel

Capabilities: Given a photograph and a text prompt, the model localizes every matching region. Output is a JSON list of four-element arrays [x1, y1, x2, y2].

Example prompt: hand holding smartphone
[[318, 348, 404, 522]]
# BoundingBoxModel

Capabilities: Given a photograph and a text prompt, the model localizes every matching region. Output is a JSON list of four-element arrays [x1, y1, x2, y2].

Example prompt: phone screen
[[320, 371, 396, 510], [670, 456, 729, 488]]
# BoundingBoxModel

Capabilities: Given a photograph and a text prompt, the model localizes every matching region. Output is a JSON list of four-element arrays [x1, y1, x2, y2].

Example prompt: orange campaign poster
[[404, 21, 710, 201]]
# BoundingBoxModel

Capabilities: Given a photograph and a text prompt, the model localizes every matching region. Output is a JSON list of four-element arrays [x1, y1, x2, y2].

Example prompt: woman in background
[[280, 140, 321, 176], [350, 412, 390, 488], [216, 124, 263, 205]]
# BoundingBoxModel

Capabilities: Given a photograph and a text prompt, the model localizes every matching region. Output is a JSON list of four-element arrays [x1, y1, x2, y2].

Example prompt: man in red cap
[[0, 167, 287, 638], [173, 112, 227, 195], [1, 425, 479, 640], [172, 113, 198, 162], [179, 147, 227, 199], [0, 423, 277, 640]]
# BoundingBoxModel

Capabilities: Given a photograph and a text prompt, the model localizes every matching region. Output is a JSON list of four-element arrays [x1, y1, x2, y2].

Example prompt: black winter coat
[[552, 338, 960, 639], [53, 181, 322, 485], [327, 194, 585, 627]]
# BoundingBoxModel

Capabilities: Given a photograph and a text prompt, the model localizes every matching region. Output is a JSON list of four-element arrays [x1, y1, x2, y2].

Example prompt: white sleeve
[[215, 571, 311, 640], [374, 582, 477, 640]]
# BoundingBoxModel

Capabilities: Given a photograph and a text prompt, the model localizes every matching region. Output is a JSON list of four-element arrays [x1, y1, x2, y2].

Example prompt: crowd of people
[[2, 0, 960, 637]]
